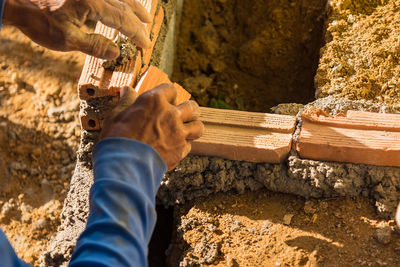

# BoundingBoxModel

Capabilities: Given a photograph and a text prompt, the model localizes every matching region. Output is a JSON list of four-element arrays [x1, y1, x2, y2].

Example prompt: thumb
[[119, 86, 138, 109], [109, 86, 138, 117], [68, 26, 120, 60]]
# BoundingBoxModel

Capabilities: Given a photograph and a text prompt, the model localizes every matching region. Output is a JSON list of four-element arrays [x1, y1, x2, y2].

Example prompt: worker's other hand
[[2, 0, 152, 60], [101, 85, 204, 170]]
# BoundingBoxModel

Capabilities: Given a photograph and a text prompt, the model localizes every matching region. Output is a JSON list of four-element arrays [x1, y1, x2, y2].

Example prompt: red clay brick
[[81, 66, 191, 131], [80, 114, 103, 131], [78, 0, 159, 100], [296, 107, 400, 167], [191, 108, 296, 163], [141, 7, 164, 72], [135, 66, 191, 105], [78, 22, 116, 99]]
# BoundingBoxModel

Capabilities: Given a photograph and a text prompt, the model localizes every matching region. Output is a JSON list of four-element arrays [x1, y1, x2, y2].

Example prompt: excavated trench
[[150, 0, 329, 265], [172, 0, 328, 112]]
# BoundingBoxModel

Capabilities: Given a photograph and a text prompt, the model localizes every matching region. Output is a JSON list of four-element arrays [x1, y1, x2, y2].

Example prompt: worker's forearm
[[69, 138, 167, 267], [0, 230, 31, 267]]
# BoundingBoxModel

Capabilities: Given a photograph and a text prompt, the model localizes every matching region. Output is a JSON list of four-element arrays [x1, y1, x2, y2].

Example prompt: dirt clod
[[374, 226, 393, 245]]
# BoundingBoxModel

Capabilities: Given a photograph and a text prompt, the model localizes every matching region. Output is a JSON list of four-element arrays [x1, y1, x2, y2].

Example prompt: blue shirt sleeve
[[69, 138, 167, 267], [0, 0, 5, 30], [0, 230, 31, 267]]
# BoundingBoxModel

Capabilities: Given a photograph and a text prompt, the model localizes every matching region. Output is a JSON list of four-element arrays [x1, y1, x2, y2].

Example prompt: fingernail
[[120, 86, 129, 98]]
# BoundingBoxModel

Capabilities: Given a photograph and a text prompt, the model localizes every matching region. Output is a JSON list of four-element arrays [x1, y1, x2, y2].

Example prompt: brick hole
[[86, 88, 95, 96], [88, 119, 96, 128]]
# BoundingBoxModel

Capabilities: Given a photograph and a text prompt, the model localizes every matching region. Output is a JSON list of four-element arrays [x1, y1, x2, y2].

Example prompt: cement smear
[[42, 95, 400, 265], [40, 1, 177, 265], [159, 96, 400, 219]]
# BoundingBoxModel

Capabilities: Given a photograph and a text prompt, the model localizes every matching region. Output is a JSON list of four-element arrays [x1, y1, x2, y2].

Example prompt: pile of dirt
[[0, 26, 84, 265], [170, 190, 400, 267], [315, 0, 400, 103], [172, 0, 327, 112]]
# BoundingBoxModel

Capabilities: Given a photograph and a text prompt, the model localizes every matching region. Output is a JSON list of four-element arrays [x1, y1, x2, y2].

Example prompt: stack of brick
[[78, 0, 177, 130], [76, 2, 400, 168]]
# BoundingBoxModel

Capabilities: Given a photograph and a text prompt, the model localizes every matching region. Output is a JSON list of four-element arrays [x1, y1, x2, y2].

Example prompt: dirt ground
[[0, 0, 400, 266], [168, 0, 400, 266], [0, 26, 84, 265], [170, 191, 400, 267], [172, 0, 327, 112], [315, 0, 400, 103]]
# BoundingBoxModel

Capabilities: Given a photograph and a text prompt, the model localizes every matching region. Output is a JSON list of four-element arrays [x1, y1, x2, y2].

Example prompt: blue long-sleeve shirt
[[0, 138, 167, 267]]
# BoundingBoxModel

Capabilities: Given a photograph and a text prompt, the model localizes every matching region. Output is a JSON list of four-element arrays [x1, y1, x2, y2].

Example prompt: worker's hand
[[2, 0, 152, 60], [101, 85, 204, 170], [396, 202, 400, 228]]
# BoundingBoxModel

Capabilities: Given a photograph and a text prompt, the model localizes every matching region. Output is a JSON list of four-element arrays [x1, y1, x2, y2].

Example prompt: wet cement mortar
[[43, 1, 400, 266]]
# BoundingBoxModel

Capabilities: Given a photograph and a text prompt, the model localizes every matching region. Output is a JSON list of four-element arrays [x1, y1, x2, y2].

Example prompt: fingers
[[111, 86, 138, 115], [147, 84, 178, 105], [120, 86, 138, 106], [68, 26, 120, 59], [177, 101, 200, 122], [184, 120, 204, 140], [119, 0, 152, 23], [183, 142, 192, 158], [99, 1, 151, 49], [396, 202, 400, 227]]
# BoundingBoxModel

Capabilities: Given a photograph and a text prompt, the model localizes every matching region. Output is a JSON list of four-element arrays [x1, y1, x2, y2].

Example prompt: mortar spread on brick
[[101, 35, 138, 71]]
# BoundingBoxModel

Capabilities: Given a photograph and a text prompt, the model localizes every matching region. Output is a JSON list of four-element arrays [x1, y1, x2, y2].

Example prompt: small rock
[[376, 259, 388, 266], [9, 162, 27, 172], [226, 255, 238, 267], [283, 214, 294, 225], [304, 201, 317, 214], [208, 224, 217, 232], [33, 219, 47, 231], [319, 201, 329, 211], [1, 201, 15, 217], [260, 221, 272, 235], [374, 226, 392, 245], [247, 228, 258, 234], [230, 220, 243, 232]]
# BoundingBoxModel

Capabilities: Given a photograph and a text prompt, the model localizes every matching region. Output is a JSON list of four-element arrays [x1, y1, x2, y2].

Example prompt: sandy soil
[[171, 190, 400, 267], [316, 0, 400, 103], [168, 0, 400, 266], [1, 0, 400, 266], [0, 26, 84, 265], [172, 0, 327, 112]]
